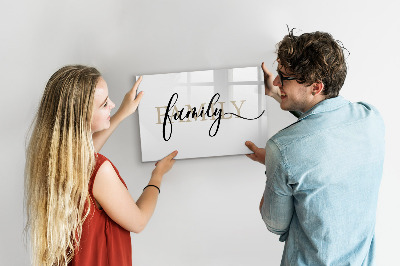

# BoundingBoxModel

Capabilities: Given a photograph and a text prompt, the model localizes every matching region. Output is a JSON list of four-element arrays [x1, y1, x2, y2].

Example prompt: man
[[245, 30, 385, 265]]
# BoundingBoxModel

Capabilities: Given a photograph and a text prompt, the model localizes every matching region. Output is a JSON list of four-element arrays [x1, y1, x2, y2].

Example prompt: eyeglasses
[[277, 70, 297, 86]]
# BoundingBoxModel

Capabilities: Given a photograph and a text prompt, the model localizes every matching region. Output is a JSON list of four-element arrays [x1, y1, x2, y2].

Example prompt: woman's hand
[[152, 150, 178, 178], [115, 76, 144, 120], [262, 62, 281, 103]]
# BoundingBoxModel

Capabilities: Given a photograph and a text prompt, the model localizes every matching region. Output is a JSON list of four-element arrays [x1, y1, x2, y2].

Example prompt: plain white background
[[1, 0, 399, 265]]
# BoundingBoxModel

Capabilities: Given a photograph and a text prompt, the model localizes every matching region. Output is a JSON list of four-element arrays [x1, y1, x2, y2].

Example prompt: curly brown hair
[[277, 29, 348, 98]]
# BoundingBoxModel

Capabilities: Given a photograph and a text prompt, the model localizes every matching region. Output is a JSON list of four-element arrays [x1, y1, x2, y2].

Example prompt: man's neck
[[301, 95, 327, 113]]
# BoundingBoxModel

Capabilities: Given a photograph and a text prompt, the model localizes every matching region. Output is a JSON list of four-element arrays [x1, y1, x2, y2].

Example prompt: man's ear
[[312, 82, 324, 96]]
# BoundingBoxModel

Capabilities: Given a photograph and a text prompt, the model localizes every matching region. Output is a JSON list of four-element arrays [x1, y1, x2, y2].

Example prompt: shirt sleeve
[[260, 139, 294, 241]]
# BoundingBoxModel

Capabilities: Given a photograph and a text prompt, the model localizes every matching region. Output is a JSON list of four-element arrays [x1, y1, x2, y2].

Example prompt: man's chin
[[279, 103, 290, 111]]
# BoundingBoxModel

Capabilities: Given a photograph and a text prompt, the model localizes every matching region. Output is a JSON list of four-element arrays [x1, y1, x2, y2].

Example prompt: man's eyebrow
[[277, 68, 291, 77], [100, 96, 108, 107]]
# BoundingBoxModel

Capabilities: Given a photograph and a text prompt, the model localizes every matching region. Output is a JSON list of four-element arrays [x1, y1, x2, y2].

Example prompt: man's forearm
[[260, 187, 294, 236]]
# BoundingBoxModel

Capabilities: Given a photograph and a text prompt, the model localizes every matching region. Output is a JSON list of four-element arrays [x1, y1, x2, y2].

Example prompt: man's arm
[[260, 185, 293, 238], [93, 77, 143, 152], [262, 62, 282, 103], [260, 140, 294, 240], [245, 139, 294, 239], [245, 141, 265, 165], [261, 62, 302, 119]]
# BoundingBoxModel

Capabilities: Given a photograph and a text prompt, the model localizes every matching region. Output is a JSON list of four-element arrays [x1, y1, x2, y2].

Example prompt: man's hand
[[262, 62, 281, 103], [245, 141, 266, 165]]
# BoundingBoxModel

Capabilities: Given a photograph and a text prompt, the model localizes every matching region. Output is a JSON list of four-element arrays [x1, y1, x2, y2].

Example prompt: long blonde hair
[[25, 65, 101, 265]]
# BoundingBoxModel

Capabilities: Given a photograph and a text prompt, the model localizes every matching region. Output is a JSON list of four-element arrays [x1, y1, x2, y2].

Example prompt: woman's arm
[[93, 150, 178, 233], [92, 76, 143, 152]]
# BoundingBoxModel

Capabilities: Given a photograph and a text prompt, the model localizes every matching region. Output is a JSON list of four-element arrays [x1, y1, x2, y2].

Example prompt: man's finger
[[246, 153, 257, 161], [245, 141, 258, 152], [261, 62, 271, 76]]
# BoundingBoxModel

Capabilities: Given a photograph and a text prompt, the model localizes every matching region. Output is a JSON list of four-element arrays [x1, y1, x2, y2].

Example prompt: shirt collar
[[298, 95, 350, 121]]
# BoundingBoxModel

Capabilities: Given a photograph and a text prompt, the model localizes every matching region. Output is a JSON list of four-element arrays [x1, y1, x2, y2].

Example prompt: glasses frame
[[277, 70, 297, 87]]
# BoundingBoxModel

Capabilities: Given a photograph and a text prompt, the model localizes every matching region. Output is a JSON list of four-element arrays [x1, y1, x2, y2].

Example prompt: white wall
[[1, 0, 399, 265]]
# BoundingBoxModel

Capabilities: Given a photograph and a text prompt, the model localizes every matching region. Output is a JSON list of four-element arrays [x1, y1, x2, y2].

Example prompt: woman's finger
[[130, 76, 143, 95]]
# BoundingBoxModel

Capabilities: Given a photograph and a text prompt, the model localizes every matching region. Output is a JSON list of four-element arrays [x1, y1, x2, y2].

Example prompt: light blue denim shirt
[[261, 96, 385, 266]]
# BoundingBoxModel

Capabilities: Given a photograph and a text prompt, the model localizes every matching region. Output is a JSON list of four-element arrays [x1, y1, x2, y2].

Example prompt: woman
[[25, 65, 177, 265]]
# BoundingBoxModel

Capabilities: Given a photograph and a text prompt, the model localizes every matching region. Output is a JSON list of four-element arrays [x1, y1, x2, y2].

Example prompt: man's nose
[[273, 75, 280, 87]]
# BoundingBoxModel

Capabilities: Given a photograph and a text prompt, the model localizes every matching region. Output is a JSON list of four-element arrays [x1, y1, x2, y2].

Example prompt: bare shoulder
[[97, 160, 117, 178], [92, 160, 127, 200], [91, 159, 140, 232]]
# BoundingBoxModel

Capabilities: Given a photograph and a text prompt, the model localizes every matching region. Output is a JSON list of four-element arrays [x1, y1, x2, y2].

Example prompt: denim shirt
[[261, 96, 385, 266]]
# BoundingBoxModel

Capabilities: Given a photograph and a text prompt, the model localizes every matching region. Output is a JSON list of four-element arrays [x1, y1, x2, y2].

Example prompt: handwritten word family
[[155, 93, 265, 141]]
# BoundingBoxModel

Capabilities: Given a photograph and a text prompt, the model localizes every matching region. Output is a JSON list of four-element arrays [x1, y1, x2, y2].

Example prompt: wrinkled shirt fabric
[[261, 96, 385, 266]]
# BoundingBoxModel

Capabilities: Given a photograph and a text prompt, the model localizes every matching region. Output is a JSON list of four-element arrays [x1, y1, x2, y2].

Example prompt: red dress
[[69, 153, 132, 266]]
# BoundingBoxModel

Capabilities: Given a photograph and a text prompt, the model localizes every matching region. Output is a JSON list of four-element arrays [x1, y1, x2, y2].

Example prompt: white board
[[137, 66, 268, 161]]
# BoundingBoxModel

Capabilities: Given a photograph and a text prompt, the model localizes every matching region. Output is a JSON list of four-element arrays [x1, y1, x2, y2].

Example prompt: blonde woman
[[25, 65, 177, 266]]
